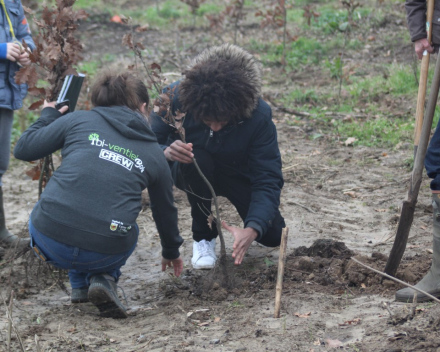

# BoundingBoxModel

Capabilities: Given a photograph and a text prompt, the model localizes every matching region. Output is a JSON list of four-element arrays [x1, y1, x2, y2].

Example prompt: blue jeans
[[29, 219, 137, 289]]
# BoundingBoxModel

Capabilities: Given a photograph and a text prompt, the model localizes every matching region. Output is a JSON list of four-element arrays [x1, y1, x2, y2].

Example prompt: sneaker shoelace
[[198, 241, 214, 258]]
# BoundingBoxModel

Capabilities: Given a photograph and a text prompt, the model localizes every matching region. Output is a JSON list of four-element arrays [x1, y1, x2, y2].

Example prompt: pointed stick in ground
[[7, 290, 13, 351], [35, 334, 42, 352], [3, 291, 25, 352], [351, 257, 440, 304], [274, 227, 289, 318]]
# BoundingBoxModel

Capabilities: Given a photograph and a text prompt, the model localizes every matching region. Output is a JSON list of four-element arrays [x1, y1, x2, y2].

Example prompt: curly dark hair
[[179, 58, 259, 124]]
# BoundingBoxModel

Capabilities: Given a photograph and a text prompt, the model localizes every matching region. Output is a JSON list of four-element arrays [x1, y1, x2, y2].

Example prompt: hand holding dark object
[[43, 100, 69, 115], [222, 221, 258, 265], [164, 141, 194, 163], [161, 256, 184, 277], [415, 38, 434, 60]]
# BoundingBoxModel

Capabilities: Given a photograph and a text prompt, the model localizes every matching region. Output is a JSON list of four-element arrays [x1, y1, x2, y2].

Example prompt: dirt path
[[1, 117, 439, 351]]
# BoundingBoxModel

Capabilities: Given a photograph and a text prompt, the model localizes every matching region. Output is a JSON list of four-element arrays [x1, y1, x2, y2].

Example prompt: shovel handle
[[414, 0, 434, 149]]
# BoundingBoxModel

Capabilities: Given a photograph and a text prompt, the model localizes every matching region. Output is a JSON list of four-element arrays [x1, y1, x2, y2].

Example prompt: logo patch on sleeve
[[110, 220, 132, 234]]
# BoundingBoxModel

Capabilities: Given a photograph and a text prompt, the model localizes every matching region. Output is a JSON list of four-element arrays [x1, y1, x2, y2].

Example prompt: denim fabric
[[29, 219, 138, 289]]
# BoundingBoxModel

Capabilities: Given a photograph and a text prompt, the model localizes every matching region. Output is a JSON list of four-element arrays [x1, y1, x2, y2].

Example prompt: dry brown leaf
[[325, 339, 342, 348], [207, 214, 214, 230], [339, 318, 361, 326], [344, 137, 357, 146], [344, 191, 357, 198], [374, 209, 387, 212], [294, 312, 311, 318]]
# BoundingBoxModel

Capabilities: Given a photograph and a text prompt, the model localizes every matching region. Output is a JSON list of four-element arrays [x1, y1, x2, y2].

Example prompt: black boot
[[88, 274, 127, 318], [0, 187, 30, 249]]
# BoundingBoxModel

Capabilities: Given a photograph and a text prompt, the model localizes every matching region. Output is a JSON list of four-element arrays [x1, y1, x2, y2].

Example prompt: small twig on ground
[[282, 163, 300, 172], [285, 266, 311, 275], [287, 201, 316, 214], [35, 334, 42, 352], [410, 292, 418, 319], [7, 291, 13, 351], [382, 301, 393, 317], [351, 257, 440, 304], [2, 292, 25, 352]]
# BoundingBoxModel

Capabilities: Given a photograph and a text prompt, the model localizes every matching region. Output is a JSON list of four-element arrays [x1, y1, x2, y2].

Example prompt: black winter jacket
[[14, 106, 183, 258], [151, 81, 284, 238]]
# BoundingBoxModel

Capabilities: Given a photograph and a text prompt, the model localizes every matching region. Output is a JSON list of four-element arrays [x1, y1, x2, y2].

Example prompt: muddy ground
[[1, 1, 440, 351]]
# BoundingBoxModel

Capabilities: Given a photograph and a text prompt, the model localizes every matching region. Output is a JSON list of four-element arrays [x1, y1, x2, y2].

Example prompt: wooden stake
[[274, 227, 289, 318], [7, 291, 13, 352]]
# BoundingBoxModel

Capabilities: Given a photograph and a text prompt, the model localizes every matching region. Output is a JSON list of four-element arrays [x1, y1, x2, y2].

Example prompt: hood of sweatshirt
[[92, 105, 157, 142], [187, 43, 262, 118]]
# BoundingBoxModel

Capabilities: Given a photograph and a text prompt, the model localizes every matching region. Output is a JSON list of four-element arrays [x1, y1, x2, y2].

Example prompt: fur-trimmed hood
[[186, 43, 262, 118]]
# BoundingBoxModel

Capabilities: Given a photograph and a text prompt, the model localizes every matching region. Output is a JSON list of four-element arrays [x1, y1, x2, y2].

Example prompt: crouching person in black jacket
[[151, 44, 285, 270], [14, 71, 183, 318]]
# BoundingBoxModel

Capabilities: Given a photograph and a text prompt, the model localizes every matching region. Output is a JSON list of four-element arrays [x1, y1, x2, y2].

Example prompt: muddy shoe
[[71, 287, 89, 304], [88, 274, 127, 318]]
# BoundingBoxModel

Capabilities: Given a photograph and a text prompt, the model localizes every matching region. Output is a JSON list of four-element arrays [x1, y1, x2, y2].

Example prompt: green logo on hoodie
[[89, 133, 99, 143]]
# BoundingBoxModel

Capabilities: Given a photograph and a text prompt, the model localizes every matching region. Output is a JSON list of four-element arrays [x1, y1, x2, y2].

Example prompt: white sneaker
[[191, 239, 217, 269]]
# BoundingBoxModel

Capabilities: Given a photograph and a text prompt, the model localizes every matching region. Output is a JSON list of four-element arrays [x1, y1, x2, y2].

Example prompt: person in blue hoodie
[[151, 44, 285, 270], [0, 0, 35, 250], [14, 71, 184, 319]]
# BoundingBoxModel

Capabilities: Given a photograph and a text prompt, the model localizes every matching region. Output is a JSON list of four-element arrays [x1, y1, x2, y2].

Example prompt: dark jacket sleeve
[[148, 150, 183, 259], [13, 107, 67, 161], [150, 109, 174, 152], [150, 82, 182, 151], [405, 0, 428, 42], [244, 110, 284, 238], [425, 121, 440, 190]]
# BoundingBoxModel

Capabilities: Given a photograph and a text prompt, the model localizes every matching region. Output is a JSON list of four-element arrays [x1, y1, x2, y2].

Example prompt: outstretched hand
[[161, 256, 184, 277], [222, 221, 258, 265]]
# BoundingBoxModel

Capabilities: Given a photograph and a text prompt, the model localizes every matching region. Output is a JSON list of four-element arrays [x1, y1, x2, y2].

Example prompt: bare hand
[[164, 140, 193, 163], [43, 100, 69, 114], [222, 221, 258, 265], [161, 256, 184, 277], [415, 38, 434, 60], [6, 43, 21, 61], [17, 50, 31, 66]]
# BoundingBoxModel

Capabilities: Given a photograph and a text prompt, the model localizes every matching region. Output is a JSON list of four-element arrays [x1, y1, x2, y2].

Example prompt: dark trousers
[[171, 149, 285, 247]]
